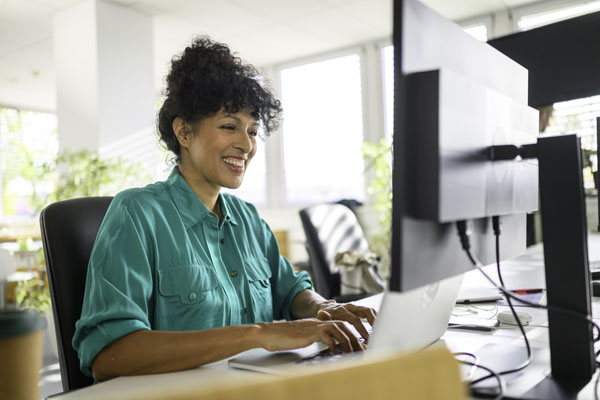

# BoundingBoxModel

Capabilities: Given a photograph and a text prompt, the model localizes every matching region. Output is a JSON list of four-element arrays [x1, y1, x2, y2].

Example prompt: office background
[[2, 0, 600, 397], [1, 0, 600, 269]]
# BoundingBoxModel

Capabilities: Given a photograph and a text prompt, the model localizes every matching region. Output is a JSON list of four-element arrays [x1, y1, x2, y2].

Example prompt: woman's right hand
[[255, 319, 365, 354]]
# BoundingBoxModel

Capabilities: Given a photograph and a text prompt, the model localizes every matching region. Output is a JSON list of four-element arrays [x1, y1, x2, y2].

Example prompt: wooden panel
[[273, 230, 290, 260], [137, 347, 466, 400]]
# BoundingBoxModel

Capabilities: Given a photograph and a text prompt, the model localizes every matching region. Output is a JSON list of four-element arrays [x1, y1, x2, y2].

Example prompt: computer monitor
[[390, 0, 596, 390], [488, 10, 600, 108], [390, 0, 538, 292]]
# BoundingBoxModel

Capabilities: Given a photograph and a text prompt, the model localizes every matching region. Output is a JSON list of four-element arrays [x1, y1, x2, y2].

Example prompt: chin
[[221, 181, 243, 190]]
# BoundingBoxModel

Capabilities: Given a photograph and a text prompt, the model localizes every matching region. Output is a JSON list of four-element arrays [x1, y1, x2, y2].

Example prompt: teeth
[[223, 158, 244, 167]]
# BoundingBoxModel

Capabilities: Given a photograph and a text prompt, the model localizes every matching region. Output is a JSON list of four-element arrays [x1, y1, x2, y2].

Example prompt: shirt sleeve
[[262, 220, 313, 321], [72, 196, 154, 377]]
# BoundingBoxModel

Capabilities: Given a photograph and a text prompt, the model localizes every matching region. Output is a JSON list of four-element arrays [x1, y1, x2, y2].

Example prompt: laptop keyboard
[[297, 336, 368, 365]]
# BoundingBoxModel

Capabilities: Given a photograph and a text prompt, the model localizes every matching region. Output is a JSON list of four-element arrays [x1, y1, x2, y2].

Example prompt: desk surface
[[50, 234, 600, 400]]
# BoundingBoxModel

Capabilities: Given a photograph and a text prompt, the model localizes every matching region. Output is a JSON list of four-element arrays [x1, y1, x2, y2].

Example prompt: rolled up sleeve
[[72, 198, 154, 377]]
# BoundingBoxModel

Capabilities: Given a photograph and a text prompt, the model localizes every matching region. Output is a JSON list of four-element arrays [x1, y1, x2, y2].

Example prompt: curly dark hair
[[157, 36, 282, 162]]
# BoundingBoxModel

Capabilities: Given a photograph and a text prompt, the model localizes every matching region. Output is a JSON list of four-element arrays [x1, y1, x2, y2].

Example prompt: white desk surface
[[50, 234, 600, 400]]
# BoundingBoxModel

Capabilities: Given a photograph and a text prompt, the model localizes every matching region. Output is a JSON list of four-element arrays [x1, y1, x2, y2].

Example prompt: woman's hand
[[290, 290, 377, 343], [256, 319, 365, 354], [316, 301, 377, 342]]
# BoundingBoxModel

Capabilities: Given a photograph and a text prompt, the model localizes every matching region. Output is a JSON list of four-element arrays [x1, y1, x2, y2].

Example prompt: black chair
[[299, 203, 372, 302], [40, 197, 113, 392]]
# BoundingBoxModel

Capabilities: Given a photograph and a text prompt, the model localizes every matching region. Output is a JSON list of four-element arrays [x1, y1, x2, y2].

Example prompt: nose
[[233, 131, 253, 154]]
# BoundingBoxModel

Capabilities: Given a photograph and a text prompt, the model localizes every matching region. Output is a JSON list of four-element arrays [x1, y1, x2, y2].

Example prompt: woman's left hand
[[316, 301, 377, 342]]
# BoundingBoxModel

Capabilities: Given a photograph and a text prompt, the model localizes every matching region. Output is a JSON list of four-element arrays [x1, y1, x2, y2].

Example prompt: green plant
[[41, 149, 151, 202], [362, 138, 392, 278], [15, 278, 51, 313]]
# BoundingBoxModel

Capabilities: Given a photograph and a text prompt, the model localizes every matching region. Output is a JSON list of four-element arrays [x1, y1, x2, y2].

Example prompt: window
[[0, 107, 58, 217], [542, 96, 600, 189], [518, 1, 600, 31], [280, 55, 365, 203]]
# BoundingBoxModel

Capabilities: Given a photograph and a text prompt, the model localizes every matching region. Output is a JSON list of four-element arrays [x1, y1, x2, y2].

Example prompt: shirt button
[[230, 271, 238, 278], [189, 292, 197, 301]]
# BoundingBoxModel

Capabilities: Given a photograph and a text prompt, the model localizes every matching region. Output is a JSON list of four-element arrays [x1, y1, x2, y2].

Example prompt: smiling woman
[[72, 36, 377, 382]]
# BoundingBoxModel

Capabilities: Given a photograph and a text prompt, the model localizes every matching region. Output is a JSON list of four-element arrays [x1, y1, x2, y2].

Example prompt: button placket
[[202, 217, 241, 325]]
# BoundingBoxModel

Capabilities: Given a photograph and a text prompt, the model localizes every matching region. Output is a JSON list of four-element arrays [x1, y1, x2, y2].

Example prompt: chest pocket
[[156, 264, 225, 330], [244, 257, 273, 322]]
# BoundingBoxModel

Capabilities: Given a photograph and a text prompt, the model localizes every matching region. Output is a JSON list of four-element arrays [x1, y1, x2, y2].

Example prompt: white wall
[[53, 0, 154, 153], [53, 0, 99, 151]]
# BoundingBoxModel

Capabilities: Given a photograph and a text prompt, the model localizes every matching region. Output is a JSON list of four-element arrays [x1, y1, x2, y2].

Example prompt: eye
[[220, 124, 236, 131], [248, 130, 258, 137]]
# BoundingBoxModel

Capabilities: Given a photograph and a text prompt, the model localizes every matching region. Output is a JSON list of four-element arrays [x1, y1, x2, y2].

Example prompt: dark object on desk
[[455, 287, 503, 304], [489, 11, 600, 108], [299, 204, 370, 302], [535, 134, 595, 387], [591, 281, 600, 297], [40, 197, 113, 392]]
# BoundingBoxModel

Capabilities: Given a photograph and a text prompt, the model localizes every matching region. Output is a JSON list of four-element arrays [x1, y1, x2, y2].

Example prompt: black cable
[[457, 218, 600, 396], [455, 220, 600, 341], [453, 351, 480, 381], [463, 217, 532, 389], [459, 359, 506, 400], [489, 216, 532, 375]]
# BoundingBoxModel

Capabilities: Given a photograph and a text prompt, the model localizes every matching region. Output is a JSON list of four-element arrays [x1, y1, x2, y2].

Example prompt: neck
[[177, 165, 220, 215]]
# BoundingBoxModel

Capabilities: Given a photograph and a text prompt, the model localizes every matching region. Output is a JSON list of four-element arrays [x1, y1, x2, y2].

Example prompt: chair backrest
[[40, 197, 113, 392], [299, 204, 370, 299]]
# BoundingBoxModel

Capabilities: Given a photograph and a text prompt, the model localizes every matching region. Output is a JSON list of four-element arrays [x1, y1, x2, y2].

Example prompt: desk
[[49, 235, 600, 400], [443, 233, 600, 399]]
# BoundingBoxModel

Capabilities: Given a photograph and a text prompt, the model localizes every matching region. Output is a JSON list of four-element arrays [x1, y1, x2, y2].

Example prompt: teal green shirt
[[72, 168, 313, 377]]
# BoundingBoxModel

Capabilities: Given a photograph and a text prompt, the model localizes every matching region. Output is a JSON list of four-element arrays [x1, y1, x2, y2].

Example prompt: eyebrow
[[221, 114, 259, 126]]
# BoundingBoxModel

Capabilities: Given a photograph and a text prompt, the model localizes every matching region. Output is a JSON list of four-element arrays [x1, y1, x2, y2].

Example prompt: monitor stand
[[523, 133, 595, 396]]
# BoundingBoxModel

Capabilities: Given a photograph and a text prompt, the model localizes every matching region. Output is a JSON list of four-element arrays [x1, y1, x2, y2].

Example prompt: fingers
[[344, 314, 370, 342], [346, 304, 377, 326], [329, 321, 364, 353], [319, 331, 338, 354], [317, 310, 332, 321], [326, 304, 377, 342]]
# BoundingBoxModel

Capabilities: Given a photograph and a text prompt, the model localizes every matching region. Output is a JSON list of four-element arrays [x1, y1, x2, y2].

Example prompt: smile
[[223, 157, 245, 168]]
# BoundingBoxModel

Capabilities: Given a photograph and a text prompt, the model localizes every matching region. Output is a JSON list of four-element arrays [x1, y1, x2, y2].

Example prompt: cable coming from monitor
[[455, 216, 600, 399]]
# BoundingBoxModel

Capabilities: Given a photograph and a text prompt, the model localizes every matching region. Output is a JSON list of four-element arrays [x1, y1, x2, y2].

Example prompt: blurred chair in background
[[299, 203, 375, 302]]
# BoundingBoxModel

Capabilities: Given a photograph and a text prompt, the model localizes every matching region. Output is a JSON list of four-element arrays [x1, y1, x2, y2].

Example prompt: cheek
[[246, 145, 257, 164]]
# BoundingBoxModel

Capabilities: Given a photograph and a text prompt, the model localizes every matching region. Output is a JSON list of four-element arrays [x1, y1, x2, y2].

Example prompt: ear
[[172, 117, 193, 149]]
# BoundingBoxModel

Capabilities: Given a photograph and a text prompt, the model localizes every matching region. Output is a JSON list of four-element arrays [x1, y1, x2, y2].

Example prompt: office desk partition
[[49, 234, 600, 400], [48, 345, 464, 400]]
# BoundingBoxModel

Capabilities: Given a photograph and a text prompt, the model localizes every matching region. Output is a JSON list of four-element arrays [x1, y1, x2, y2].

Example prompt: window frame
[[263, 41, 389, 209]]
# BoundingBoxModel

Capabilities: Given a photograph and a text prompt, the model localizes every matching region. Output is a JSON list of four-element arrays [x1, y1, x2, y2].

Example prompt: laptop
[[228, 273, 464, 374]]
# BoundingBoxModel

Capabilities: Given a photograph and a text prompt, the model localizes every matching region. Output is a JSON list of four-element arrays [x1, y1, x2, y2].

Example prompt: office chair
[[40, 197, 113, 392], [299, 203, 372, 302]]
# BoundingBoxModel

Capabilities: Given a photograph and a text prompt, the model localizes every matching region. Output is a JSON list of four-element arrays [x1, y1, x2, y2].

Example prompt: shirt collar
[[167, 167, 238, 229]]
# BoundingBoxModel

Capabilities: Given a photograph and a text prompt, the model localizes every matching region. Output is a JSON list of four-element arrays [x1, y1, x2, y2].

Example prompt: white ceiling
[[0, 0, 546, 112]]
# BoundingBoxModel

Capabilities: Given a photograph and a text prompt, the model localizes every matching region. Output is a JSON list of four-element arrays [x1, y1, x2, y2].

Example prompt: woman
[[73, 37, 376, 382]]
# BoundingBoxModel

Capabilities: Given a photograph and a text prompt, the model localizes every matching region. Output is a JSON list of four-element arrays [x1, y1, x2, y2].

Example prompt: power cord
[[456, 218, 600, 397], [471, 217, 532, 388], [455, 220, 600, 340]]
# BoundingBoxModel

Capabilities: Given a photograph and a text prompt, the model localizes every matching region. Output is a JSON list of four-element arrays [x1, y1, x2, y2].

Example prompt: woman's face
[[176, 108, 258, 190]]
